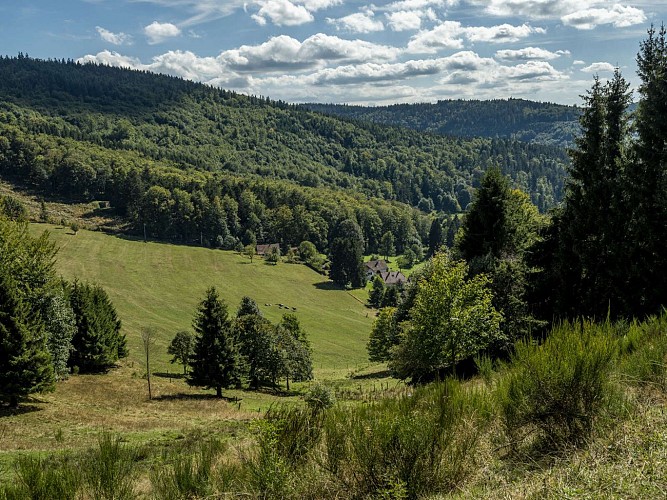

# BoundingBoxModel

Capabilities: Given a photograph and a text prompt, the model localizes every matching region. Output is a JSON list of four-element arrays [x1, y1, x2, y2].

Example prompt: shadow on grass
[[313, 280, 342, 291], [0, 402, 43, 418], [351, 369, 392, 380], [153, 393, 242, 403], [153, 372, 186, 380]]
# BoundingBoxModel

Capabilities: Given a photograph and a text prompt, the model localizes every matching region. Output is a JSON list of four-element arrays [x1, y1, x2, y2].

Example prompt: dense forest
[[0, 55, 568, 217], [304, 99, 581, 147]]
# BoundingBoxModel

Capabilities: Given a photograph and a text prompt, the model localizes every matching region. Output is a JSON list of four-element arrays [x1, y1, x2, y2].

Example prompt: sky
[[1, 1, 665, 105]]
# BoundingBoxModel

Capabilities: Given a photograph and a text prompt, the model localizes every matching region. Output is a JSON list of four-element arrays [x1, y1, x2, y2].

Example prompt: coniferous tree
[[67, 281, 127, 372], [427, 217, 445, 256], [0, 275, 54, 408], [329, 219, 366, 288], [188, 287, 243, 397], [40, 291, 76, 380], [368, 275, 385, 308], [626, 25, 667, 316]]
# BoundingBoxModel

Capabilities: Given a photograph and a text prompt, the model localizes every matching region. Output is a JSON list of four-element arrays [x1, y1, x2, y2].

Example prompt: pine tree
[[427, 217, 444, 256], [0, 275, 54, 408], [67, 281, 127, 372], [329, 219, 366, 288], [188, 287, 243, 397], [626, 25, 667, 316]]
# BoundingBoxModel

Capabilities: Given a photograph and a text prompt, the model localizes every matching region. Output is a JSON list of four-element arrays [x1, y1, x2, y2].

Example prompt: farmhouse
[[379, 270, 407, 286], [364, 259, 389, 280], [256, 243, 281, 256]]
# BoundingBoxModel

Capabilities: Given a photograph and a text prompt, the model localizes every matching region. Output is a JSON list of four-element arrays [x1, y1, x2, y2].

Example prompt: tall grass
[[1, 455, 80, 500], [496, 320, 623, 451], [320, 379, 491, 498], [82, 432, 138, 500], [618, 313, 667, 390], [150, 439, 224, 500]]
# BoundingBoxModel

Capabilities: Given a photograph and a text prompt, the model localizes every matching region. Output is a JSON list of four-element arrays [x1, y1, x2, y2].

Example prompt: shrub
[[265, 405, 325, 466], [321, 379, 490, 498], [7, 454, 80, 500], [618, 313, 667, 390], [82, 433, 137, 500], [304, 383, 336, 411], [245, 420, 292, 499], [496, 320, 622, 450], [151, 439, 223, 500]]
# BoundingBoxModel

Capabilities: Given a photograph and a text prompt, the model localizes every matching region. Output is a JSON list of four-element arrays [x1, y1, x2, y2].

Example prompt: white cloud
[[144, 21, 181, 44], [466, 23, 546, 43], [495, 46, 566, 61], [581, 61, 616, 72], [385, 0, 458, 11], [77, 50, 142, 69], [328, 11, 385, 33], [407, 21, 545, 53], [473, 0, 646, 30], [562, 4, 646, 29], [386, 11, 424, 31], [96, 26, 132, 45], [297, 0, 343, 11], [573, 60, 586, 65], [219, 33, 399, 72], [128, 1, 247, 27], [252, 0, 314, 26]]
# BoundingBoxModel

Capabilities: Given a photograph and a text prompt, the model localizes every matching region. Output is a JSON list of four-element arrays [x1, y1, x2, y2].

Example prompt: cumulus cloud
[[144, 21, 181, 44], [219, 34, 399, 72], [252, 0, 314, 26], [562, 4, 646, 29], [473, 0, 646, 30], [581, 62, 616, 72], [495, 47, 568, 61], [328, 11, 385, 33], [96, 26, 132, 46], [407, 21, 545, 53], [385, 10, 437, 31], [385, 0, 458, 10]]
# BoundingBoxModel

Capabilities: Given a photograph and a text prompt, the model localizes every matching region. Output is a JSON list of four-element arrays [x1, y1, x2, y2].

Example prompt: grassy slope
[[30, 223, 373, 375]]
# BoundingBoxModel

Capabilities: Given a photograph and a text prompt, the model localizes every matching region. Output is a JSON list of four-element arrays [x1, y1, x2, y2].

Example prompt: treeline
[[0, 205, 126, 407], [304, 98, 581, 147], [0, 55, 568, 212]]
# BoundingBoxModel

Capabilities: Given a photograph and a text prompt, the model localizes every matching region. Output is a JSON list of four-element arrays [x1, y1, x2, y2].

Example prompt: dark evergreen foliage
[[0, 274, 54, 407], [67, 281, 127, 373], [329, 219, 366, 288], [188, 287, 243, 397]]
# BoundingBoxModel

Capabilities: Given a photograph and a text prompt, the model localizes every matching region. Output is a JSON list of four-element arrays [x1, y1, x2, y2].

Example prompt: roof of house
[[364, 259, 389, 272], [256, 243, 280, 255], [379, 270, 407, 286]]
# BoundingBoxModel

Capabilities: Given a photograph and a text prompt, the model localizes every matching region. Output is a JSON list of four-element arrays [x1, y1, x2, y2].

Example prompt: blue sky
[[1, 0, 665, 105]]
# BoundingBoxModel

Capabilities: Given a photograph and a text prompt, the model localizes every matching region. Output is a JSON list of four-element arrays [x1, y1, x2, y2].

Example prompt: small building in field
[[256, 243, 281, 256], [364, 259, 389, 280], [379, 270, 407, 286]]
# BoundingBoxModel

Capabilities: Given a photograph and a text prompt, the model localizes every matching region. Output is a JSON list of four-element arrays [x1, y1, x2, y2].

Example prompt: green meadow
[[29, 224, 374, 376]]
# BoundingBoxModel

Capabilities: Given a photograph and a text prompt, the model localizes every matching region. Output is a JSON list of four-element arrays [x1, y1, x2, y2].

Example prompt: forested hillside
[[0, 55, 568, 219], [304, 99, 581, 147]]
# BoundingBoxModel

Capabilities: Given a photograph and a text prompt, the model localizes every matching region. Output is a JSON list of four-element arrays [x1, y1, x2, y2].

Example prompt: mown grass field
[[29, 223, 374, 375]]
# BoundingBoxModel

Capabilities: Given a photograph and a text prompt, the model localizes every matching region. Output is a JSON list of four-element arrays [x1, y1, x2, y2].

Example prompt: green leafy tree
[[0, 274, 54, 408], [235, 313, 276, 389], [40, 291, 76, 380], [380, 231, 395, 260], [298, 241, 317, 263], [0, 195, 28, 222], [167, 330, 194, 375], [237, 296, 261, 317], [244, 244, 256, 263], [389, 252, 502, 382], [267, 245, 281, 264], [367, 307, 397, 362], [276, 313, 313, 390], [67, 281, 127, 373], [329, 219, 366, 288], [368, 275, 385, 308], [188, 287, 243, 397]]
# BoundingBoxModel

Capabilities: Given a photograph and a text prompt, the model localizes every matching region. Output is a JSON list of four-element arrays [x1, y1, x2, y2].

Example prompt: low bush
[[82, 432, 138, 500], [321, 379, 491, 498], [496, 320, 623, 451], [618, 313, 667, 390]]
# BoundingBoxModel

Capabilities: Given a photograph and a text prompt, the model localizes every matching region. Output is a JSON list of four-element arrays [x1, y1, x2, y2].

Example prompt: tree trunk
[[216, 385, 222, 398], [286, 374, 290, 391]]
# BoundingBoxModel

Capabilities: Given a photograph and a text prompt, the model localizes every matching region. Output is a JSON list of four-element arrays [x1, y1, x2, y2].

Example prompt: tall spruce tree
[[626, 25, 667, 316], [188, 287, 243, 397], [0, 274, 54, 408], [67, 281, 127, 372], [551, 70, 631, 318], [329, 219, 366, 288]]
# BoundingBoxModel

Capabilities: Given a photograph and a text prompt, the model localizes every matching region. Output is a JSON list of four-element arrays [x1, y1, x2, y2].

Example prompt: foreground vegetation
[[1, 314, 665, 499]]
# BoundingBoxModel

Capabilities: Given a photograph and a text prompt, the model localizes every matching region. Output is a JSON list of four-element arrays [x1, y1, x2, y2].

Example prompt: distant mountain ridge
[[0, 56, 568, 214], [303, 99, 581, 147]]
